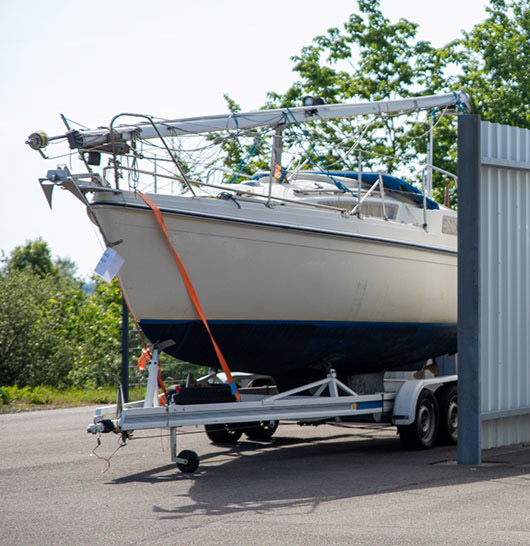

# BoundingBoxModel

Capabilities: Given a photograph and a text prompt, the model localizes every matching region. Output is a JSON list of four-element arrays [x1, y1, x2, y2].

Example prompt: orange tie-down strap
[[136, 191, 240, 401]]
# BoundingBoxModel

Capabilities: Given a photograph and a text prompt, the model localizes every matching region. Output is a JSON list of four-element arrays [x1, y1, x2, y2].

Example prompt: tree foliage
[[265, 0, 456, 178], [7, 238, 58, 278], [271, 0, 447, 103], [208, 94, 270, 179], [454, 0, 530, 128], [216, 1, 528, 206], [0, 241, 127, 387], [0, 240, 197, 389], [66, 278, 124, 387], [0, 265, 83, 386], [260, 0, 528, 205]]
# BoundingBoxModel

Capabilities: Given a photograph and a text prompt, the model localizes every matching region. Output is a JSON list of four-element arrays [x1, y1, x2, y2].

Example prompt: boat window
[[316, 199, 398, 219], [360, 202, 398, 220], [442, 215, 457, 235]]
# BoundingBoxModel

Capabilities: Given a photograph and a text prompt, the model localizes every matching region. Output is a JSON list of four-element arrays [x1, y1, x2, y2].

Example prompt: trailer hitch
[[87, 419, 116, 434]]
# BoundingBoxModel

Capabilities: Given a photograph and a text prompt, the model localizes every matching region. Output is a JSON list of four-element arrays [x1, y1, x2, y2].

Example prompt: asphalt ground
[[1, 406, 530, 545]]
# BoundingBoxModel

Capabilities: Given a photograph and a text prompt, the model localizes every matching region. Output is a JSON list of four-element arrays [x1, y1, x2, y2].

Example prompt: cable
[[91, 434, 127, 473]]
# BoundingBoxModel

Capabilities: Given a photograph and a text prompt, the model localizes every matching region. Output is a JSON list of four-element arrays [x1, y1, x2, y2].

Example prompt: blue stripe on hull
[[139, 319, 457, 381]]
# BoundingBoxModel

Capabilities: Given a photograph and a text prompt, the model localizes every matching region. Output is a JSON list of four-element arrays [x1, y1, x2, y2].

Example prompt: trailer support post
[[170, 427, 178, 462], [121, 297, 129, 403]]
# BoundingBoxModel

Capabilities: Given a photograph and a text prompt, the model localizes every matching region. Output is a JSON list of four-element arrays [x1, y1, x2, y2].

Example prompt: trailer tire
[[177, 450, 199, 473], [244, 420, 278, 440], [398, 389, 439, 450], [204, 423, 243, 443], [437, 384, 458, 445]]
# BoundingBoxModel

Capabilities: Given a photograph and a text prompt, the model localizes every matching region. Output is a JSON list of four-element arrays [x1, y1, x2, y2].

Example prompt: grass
[[0, 384, 147, 413]]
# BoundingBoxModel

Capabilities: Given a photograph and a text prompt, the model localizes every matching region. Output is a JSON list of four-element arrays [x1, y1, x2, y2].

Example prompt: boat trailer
[[86, 349, 458, 473]]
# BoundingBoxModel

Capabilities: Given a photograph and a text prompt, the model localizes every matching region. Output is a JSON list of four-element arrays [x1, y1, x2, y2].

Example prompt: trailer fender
[[392, 375, 457, 426]]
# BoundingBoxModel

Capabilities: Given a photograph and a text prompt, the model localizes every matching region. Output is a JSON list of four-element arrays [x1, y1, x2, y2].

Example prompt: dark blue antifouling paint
[[139, 319, 457, 384]]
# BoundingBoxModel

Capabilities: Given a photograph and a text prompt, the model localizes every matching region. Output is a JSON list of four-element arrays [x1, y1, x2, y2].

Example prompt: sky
[[0, 0, 489, 278]]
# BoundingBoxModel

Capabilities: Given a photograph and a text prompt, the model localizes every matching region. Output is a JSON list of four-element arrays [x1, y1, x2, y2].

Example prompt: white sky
[[0, 0, 488, 278]]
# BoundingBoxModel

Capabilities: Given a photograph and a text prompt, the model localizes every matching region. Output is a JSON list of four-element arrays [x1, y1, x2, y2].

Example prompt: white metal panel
[[480, 121, 530, 448]]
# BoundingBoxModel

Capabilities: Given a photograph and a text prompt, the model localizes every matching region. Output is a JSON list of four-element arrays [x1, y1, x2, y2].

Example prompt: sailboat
[[27, 91, 467, 389]]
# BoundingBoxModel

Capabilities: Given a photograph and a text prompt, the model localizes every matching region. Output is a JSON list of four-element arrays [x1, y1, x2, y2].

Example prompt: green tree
[[54, 256, 79, 280], [454, 0, 530, 128], [0, 240, 121, 388], [208, 94, 270, 179], [260, 0, 529, 206], [68, 277, 123, 387], [265, 0, 453, 176], [0, 239, 198, 389], [0, 266, 85, 386], [7, 238, 57, 278]]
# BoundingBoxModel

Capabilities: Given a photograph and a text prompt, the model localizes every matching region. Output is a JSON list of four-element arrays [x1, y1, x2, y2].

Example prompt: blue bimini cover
[[321, 171, 440, 210], [251, 170, 440, 210]]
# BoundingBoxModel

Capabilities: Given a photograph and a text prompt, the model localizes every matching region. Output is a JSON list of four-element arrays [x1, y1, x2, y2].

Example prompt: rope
[[226, 131, 268, 185], [453, 92, 468, 115]]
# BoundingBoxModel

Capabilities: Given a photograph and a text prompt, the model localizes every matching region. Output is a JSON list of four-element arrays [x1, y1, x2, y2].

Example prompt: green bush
[[0, 241, 145, 389], [0, 384, 148, 409], [28, 385, 53, 405], [0, 386, 11, 404]]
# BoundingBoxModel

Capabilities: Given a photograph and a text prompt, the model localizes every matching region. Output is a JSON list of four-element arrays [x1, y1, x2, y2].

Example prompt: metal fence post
[[457, 114, 482, 464]]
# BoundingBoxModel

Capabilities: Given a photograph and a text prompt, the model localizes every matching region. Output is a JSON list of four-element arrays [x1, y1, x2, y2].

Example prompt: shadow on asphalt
[[107, 429, 530, 520]]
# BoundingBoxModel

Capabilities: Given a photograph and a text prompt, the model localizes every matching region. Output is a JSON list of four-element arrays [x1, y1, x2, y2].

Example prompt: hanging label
[[94, 247, 125, 282]]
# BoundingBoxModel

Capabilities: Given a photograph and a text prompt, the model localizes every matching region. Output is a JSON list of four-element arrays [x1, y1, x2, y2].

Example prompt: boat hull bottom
[[139, 320, 457, 388]]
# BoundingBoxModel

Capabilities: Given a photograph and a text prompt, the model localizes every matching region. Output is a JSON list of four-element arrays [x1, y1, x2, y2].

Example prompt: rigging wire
[[50, 99, 458, 202], [226, 130, 269, 184], [283, 108, 356, 196]]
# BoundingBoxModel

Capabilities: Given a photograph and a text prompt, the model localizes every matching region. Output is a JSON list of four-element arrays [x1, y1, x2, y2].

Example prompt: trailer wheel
[[177, 450, 199, 473], [244, 420, 278, 440], [204, 423, 243, 443], [398, 389, 439, 450], [437, 384, 458, 445]]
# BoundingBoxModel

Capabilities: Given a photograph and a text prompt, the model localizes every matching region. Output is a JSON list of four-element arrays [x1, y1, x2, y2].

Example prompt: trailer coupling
[[87, 419, 116, 434]]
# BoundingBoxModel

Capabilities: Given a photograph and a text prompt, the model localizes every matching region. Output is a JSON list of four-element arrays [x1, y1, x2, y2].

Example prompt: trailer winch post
[[144, 348, 161, 408]]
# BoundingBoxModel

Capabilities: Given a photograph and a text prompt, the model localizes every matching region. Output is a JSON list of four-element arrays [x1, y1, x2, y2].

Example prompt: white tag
[[94, 247, 125, 282]]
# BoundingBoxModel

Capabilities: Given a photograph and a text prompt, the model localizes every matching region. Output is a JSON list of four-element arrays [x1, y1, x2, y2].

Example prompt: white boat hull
[[90, 189, 457, 386]]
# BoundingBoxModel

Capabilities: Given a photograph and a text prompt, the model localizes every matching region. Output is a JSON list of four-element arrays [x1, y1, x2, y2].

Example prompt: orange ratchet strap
[[136, 191, 240, 401]]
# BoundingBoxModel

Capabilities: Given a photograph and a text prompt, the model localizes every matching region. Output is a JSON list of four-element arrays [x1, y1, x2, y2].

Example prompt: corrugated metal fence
[[480, 121, 530, 449]]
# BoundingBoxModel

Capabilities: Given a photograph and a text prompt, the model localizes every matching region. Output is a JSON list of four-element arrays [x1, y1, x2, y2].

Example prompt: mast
[[269, 125, 284, 179], [27, 91, 470, 156]]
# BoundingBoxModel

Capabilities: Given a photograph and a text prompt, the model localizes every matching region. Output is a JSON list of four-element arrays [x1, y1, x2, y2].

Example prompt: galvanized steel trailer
[[87, 348, 457, 473]]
